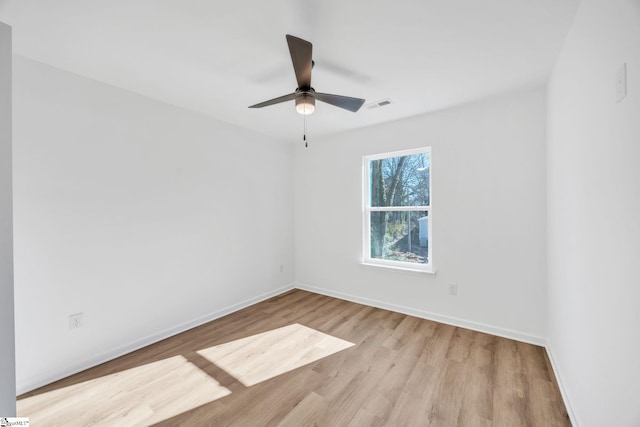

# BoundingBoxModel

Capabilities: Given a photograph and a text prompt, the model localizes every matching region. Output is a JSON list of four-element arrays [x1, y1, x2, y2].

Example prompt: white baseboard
[[17, 283, 295, 395], [545, 344, 579, 426], [294, 282, 546, 346]]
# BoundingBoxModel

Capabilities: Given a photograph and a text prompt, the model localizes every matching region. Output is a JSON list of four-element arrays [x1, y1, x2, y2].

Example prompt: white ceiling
[[0, 0, 579, 143]]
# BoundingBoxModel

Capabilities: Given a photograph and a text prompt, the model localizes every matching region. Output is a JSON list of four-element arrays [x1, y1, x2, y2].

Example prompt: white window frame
[[362, 147, 433, 273]]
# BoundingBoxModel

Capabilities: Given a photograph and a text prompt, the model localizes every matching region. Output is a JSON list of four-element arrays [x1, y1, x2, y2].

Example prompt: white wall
[[0, 21, 16, 416], [295, 88, 547, 343], [12, 56, 295, 394], [546, 0, 640, 425]]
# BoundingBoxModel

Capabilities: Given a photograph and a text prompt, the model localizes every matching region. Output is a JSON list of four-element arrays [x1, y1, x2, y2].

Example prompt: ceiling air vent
[[366, 99, 392, 110]]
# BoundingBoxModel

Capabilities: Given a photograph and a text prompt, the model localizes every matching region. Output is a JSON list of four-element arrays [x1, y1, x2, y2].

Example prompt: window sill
[[360, 262, 435, 275]]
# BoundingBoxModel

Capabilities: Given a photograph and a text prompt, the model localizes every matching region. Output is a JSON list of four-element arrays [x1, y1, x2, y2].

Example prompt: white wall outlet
[[69, 313, 84, 330], [616, 62, 627, 102], [449, 283, 458, 296], [279, 264, 284, 273]]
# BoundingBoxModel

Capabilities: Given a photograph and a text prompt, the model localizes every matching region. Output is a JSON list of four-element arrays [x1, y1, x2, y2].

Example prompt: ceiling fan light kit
[[249, 35, 365, 116], [295, 91, 315, 115]]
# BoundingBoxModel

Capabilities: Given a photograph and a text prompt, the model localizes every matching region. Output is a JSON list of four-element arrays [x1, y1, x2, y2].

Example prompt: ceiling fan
[[249, 35, 366, 115]]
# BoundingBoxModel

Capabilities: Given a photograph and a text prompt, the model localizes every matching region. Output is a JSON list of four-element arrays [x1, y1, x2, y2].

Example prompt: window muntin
[[363, 148, 431, 271]]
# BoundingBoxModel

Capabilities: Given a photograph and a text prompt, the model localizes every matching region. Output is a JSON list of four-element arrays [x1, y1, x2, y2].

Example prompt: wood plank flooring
[[18, 290, 571, 426]]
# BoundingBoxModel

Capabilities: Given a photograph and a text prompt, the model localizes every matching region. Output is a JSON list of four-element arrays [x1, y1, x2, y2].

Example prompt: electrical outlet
[[616, 63, 627, 102], [449, 283, 458, 296], [280, 264, 284, 273], [69, 313, 84, 330]]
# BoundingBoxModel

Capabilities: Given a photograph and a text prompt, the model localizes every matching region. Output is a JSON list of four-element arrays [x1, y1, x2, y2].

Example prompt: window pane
[[370, 211, 429, 264], [370, 152, 430, 207]]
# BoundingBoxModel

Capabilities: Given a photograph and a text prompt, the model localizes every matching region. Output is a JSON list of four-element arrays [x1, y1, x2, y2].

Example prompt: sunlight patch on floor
[[197, 323, 355, 386], [18, 355, 231, 426]]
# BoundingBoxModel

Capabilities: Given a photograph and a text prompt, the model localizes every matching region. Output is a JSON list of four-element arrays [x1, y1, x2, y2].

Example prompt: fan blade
[[249, 92, 297, 108], [286, 35, 312, 89], [315, 93, 366, 112]]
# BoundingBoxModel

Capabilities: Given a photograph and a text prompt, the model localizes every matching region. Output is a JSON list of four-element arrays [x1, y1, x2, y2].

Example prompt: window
[[363, 147, 432, 272]]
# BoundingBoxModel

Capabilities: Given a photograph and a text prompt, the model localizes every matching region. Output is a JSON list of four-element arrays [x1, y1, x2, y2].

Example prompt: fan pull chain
[[304, 113, 308, 148]]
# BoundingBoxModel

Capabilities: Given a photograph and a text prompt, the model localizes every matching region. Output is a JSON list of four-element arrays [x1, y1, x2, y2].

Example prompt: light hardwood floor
[[18, 290, 571, 426]]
